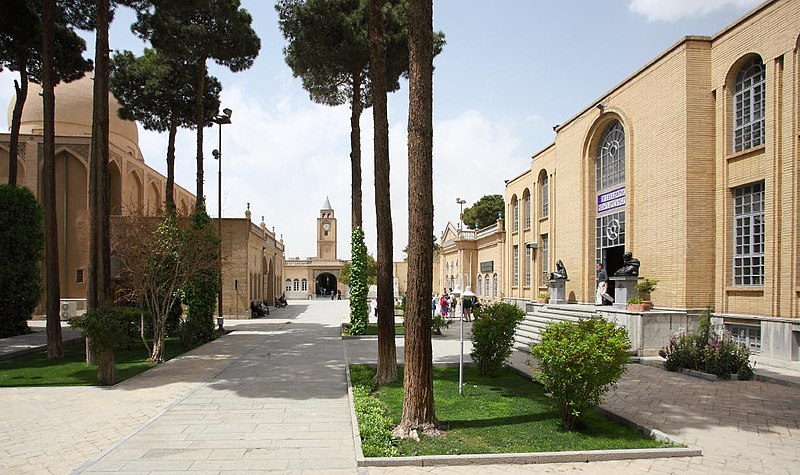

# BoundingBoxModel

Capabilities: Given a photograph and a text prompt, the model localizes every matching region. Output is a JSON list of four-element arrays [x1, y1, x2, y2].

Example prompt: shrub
[[69, 307, 137, 385], [531, 318, 630, 431], [659, 314, 753, 381], [182, 207, 219, 345], [470, 302, 524, 377], [349, 227, 369, 335], [635, 278, 658, 295], [349, 365, 399, 457], [627, 297, 643, 304], [430, 314, 451, 335], [0, 185, 44, 338]]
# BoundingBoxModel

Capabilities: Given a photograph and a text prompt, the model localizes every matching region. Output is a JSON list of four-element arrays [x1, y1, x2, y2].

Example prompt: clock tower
[[317, 197, 337, 260]]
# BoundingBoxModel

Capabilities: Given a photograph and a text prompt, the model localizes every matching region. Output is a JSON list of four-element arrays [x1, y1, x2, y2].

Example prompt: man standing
[[596, 262, 614, 305]]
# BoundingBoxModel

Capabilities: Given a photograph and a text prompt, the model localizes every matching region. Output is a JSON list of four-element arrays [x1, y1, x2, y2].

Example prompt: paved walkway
[[0, 321, 83, 361], [0, 301, 798, 474]]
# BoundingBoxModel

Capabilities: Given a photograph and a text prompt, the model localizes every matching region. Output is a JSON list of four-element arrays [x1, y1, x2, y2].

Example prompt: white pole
[[459, 304, 464, 396]]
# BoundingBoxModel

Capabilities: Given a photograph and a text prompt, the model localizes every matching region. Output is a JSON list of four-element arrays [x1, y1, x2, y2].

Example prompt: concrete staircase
[[514, 303, 599, 352]]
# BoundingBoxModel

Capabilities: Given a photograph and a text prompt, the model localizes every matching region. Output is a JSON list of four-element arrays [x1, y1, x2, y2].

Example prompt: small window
[[727, 324, 761, 353], [301, 279, 308, 292], [76, 269, 84, 283], [293, 279, 300, 291], [285, 279, 292, 291]]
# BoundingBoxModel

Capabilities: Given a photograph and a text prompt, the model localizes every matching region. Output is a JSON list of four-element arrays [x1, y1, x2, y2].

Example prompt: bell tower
[[317, 197, 337, 260]]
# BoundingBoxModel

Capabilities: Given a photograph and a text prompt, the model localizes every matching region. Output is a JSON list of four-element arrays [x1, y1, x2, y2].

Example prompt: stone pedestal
[[548, 279, 568, 304], [610, 276, 639, 310]]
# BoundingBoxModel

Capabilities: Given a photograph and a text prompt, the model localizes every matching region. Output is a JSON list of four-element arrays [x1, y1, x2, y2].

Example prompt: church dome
[[7, 74, 141, 159]]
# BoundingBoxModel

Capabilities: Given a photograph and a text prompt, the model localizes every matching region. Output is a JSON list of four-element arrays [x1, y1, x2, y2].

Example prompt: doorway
[[316, 273, 337, 297]]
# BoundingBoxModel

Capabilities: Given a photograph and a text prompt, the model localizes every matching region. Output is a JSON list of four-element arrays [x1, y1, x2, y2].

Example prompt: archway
[[109, 161, 122, 215], [125, 170, 143, 214], [316, 272, 337, 297]]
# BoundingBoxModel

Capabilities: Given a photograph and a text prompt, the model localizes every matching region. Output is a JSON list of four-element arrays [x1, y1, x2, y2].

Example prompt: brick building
[[503, 0, 800, 365]]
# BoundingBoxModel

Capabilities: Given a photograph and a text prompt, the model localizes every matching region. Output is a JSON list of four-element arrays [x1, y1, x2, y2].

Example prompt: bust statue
[[549, 259, 568, 280], [614, 251, 640, 276]]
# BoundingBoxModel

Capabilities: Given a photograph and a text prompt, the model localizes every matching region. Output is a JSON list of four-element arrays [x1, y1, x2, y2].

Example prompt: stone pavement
[[0, 321, 83, 361], [0, 301, 798, 474]]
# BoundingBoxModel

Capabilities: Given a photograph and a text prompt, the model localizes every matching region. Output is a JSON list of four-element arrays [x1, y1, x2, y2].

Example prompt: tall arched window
[[301, 279, 308, 291], [285, 279, 292, 291], [596, 121, 625, 191], [477, 274, 483, 295], [734, 56, 765, 153], [493, 274, 498, 298], [512, 197, 519, 232], [523, 190, 531, 228], [293, 279, 299, 291], [541, 174, 549, 217]]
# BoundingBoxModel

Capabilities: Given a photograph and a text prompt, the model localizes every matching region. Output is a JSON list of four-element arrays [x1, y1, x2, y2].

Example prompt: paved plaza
[[0, 300, 798, 474]]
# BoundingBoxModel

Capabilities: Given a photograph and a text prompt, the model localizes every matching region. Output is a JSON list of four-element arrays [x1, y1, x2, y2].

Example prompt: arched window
[[285, 279, 292, 291], [541, 174, 549, 217], [477, 274, 483, 295], [734, 56, 765, 153], [293, 279, 299, 291], [484, 275, 490, 297], [596, 121, 625, 191], [512, 197, 519, 232], [301, 279, 308, 291], [523, 190, 531, 228], [493, 274, 498, 298]]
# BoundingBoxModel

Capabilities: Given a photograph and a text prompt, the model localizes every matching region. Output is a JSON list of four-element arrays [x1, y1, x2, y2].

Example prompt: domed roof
[[8, 74, 140, 158]]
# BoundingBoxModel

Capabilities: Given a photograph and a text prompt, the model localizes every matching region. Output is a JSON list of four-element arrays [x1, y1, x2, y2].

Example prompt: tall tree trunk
[[350, 70, 363, 229], [165, 119, 178, 215], [195, 60, 207, 209], [89, 0, 111, 308], [96, 346, 116, 385], [369, 0, 396, 385], [395, 0, 439, 438], [42, 0, 63, 360], [8, 69, 28, 187]]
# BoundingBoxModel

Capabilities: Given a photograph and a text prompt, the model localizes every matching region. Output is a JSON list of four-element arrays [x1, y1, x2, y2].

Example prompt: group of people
[[250, 299, 270, 317], [432, 290, 479, 322]]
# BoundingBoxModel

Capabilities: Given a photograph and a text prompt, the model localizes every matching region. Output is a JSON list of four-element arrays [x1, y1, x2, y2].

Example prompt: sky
[[0, 0, 763, 261]]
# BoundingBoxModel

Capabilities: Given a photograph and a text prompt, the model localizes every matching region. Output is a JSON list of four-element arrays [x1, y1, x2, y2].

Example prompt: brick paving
[[0, 302, 798, 474]]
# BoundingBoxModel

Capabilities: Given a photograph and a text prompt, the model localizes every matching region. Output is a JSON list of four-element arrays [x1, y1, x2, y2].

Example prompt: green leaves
[[462, 195, 504, 229], [531, 318, 630, 431], [0, 185, 44, 337], [349, 227, 369, 335], [470, 302, 524, 377]]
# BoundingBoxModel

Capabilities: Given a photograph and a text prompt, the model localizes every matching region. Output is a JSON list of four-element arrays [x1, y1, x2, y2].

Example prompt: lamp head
[[212, 149, 220, 159], [223, 107, 233, 118]]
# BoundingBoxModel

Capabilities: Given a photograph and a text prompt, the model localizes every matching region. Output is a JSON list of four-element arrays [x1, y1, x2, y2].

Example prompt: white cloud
[[629, 0, 761, 22]]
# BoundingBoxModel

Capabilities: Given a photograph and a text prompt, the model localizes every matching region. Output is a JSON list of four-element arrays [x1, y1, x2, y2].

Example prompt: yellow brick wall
[[501, 0, 798, 318]]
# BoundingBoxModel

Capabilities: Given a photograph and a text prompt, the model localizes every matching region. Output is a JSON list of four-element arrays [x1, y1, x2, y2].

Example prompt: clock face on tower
[[323, 223, 330, 231]]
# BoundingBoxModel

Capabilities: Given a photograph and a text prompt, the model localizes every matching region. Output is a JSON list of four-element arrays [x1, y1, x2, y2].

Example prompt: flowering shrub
[[659, 312, 753, 380]]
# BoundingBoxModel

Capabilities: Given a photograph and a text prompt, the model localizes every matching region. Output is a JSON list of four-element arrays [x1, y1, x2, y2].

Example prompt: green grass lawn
[[351, 365, 672, 456], [0, 337, 202, 387]]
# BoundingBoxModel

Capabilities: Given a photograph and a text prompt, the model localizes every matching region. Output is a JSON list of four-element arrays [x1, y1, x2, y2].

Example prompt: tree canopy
[[462, 194, 504, 229]]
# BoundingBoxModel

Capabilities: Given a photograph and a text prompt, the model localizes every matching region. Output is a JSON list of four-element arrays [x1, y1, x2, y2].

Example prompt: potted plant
[[627, 297, 648, 312], [536, 292, 549, 304], [636, 278, 658, 311]]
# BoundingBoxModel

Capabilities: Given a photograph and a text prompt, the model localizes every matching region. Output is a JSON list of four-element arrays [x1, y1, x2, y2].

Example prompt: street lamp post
[[212, 107, 232, 327], [456, 198, 466, 231]]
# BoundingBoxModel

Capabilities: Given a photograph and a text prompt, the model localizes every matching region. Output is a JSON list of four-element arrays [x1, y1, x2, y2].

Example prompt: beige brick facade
[[438, 220, 506, 304], [502, 0, 799, 322]]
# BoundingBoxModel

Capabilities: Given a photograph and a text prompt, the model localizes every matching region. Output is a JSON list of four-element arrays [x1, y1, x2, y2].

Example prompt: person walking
[[596, 262, 614, 305]]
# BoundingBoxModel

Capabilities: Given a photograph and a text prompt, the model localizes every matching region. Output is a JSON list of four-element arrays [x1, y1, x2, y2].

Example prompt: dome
[[7, 74, 141, 159]]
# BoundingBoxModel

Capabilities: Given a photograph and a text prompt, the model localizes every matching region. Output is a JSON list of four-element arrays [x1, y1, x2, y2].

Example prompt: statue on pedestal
[[549, 259, 568, 280], [614, 251, 640, 276]]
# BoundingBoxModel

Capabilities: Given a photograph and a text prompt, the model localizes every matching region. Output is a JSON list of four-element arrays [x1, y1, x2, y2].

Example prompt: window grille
[[734, 57, 765, 153], [733, 182, 764, 286], [540, 234, 549, 279], [541, 175, 549, 217], [727, 324, 761, 353], [525, 245, 532, 287], [524, 193, 531, 228], [513, 245, 519, 286], [513, 199, 519, 232], [285, 279, 292, 291], [596, 121, 625, 191], [301, 279, 308, 292]]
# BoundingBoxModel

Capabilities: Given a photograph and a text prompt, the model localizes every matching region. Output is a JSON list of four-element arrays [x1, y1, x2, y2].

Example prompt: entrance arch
[[316, 272, 337, 296]]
